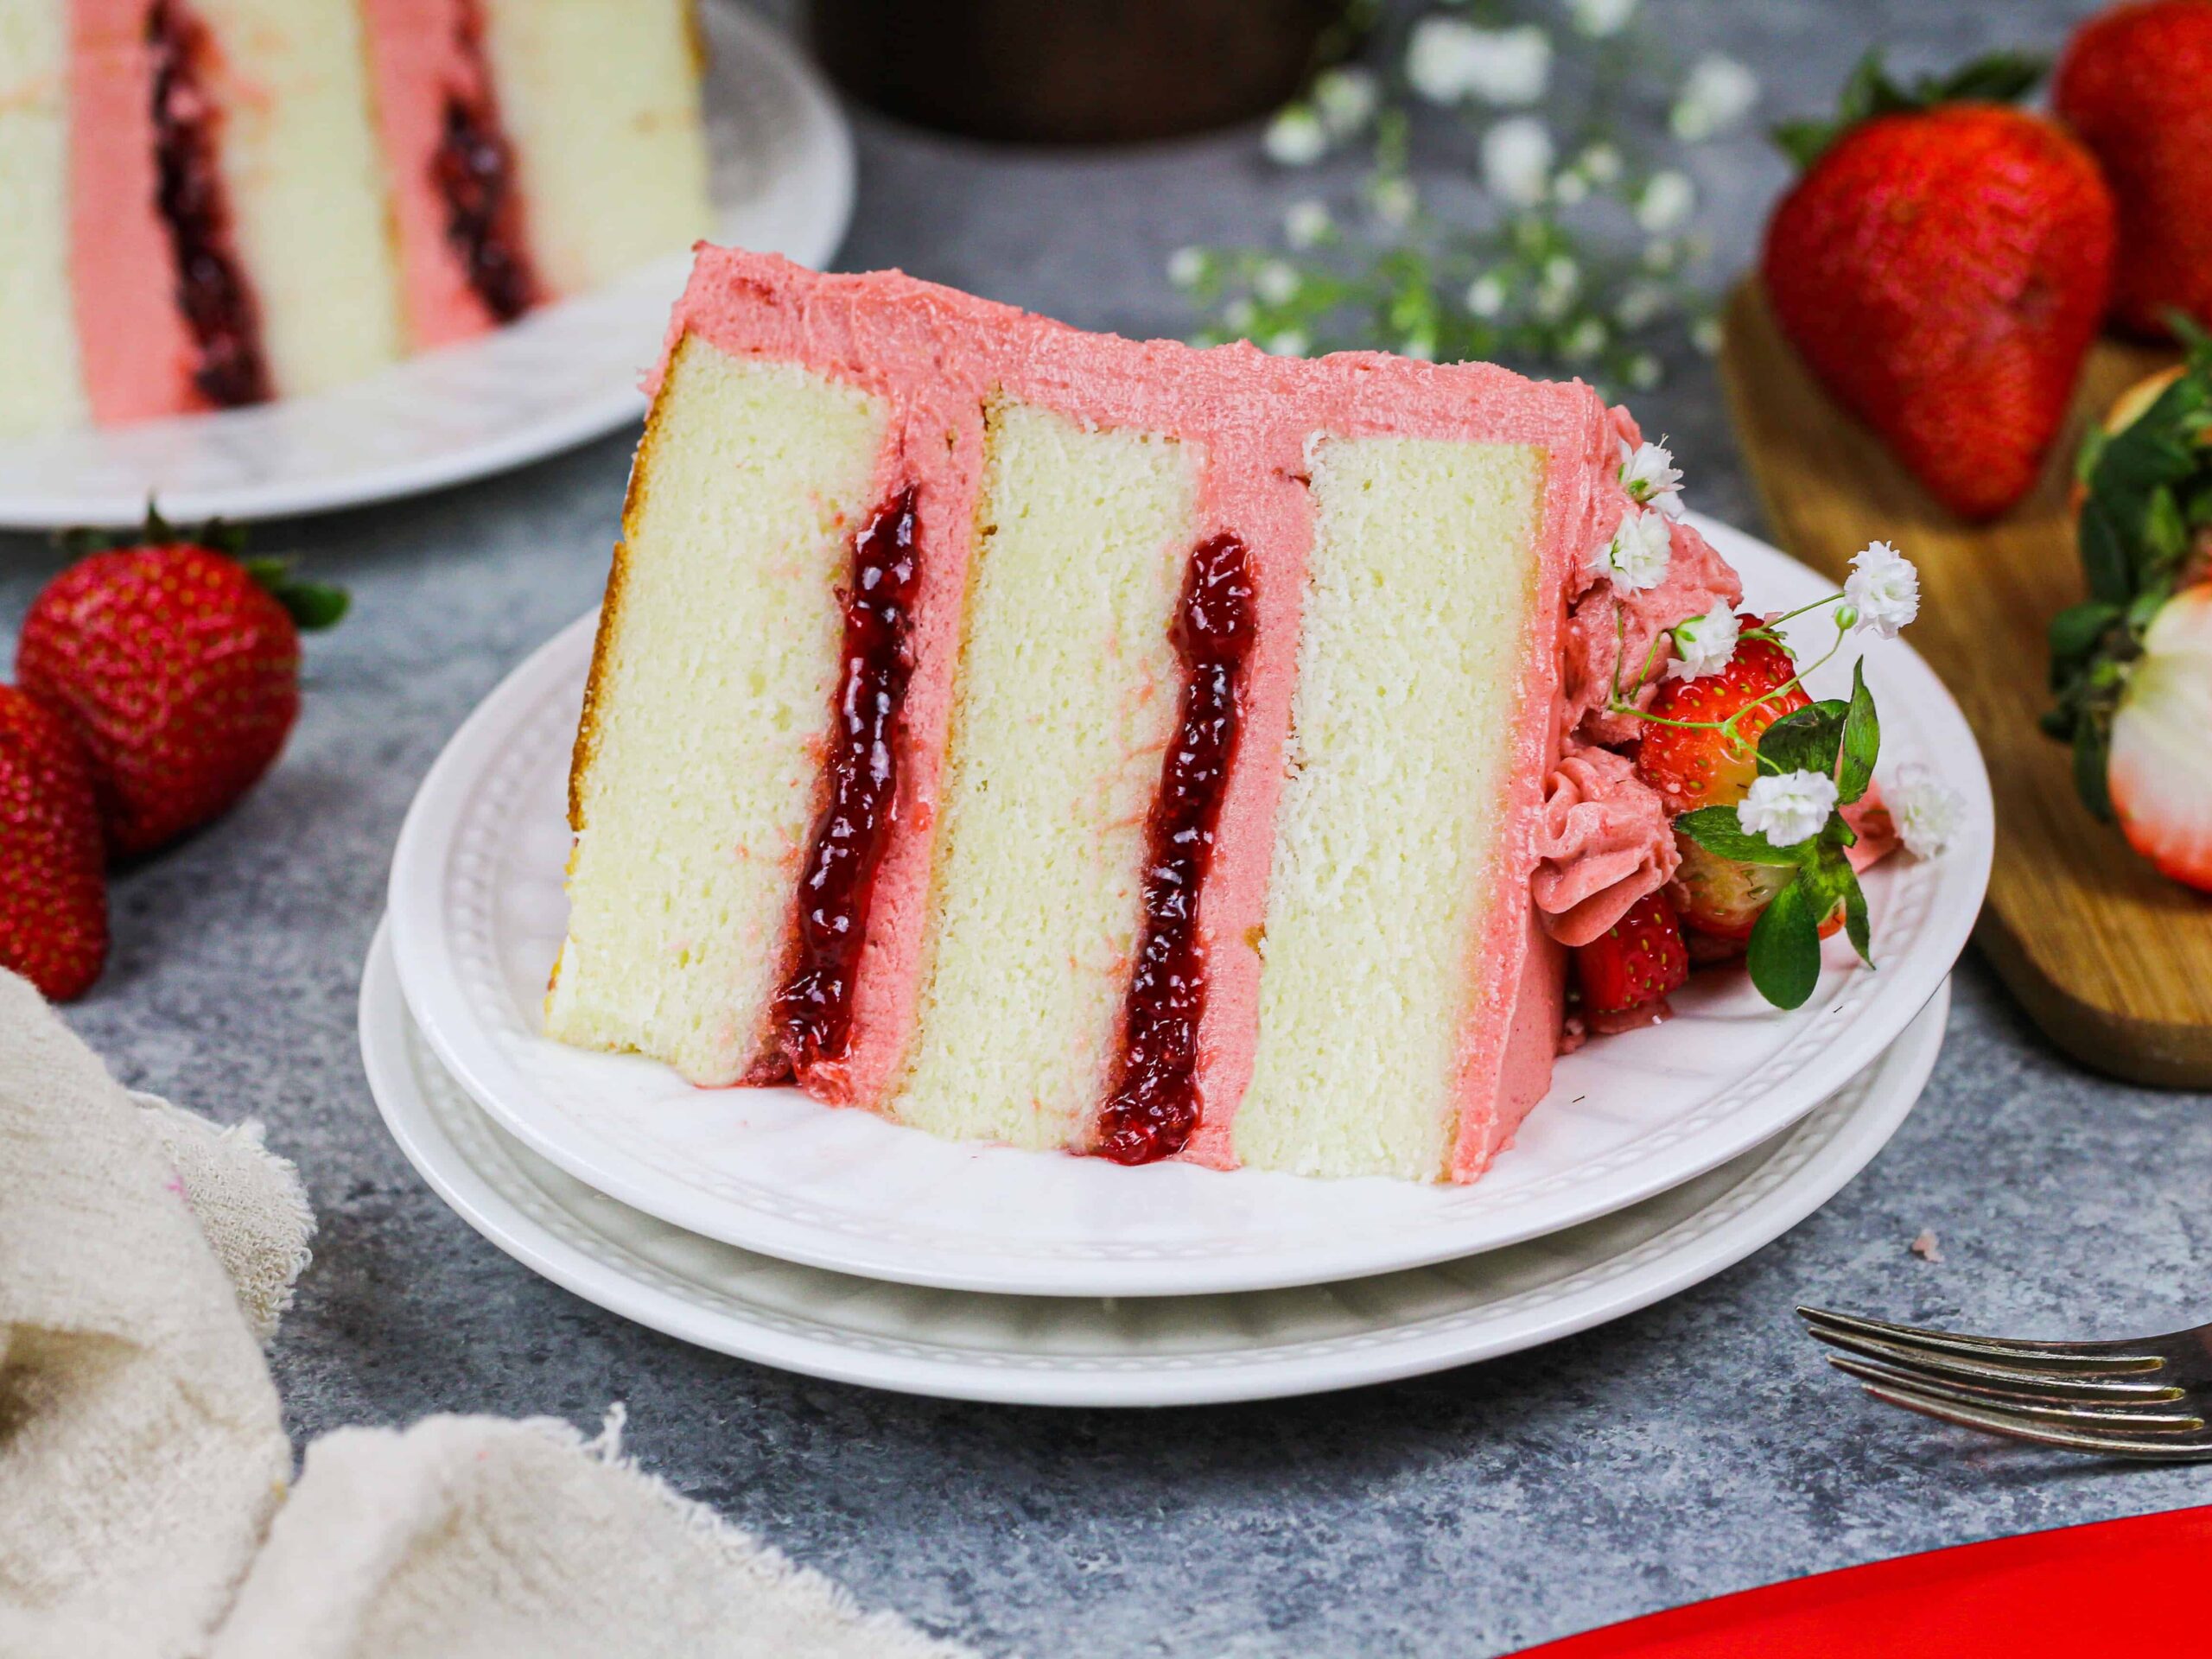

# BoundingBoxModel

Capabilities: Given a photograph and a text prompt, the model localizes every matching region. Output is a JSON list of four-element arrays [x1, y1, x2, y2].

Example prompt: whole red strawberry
[[1573, 891, 1689, 1021], [17, 513, 346, 857], [0, 686, 109, 1001], [2056, 0, 2212, 340], [1633, 620, 1810, 812], [1763, 54, 2117, 519]]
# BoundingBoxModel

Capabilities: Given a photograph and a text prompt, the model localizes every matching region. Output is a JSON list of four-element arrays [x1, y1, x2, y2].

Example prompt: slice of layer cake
[[550, 248, 1730, 1183], [0, 0, 710, 432]]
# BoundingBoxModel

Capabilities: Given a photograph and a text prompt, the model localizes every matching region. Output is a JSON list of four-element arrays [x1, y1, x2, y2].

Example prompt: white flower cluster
[[1481, 117, 1555, 207], [1667, 609, 1738, 681], [1591, 507, 1672, 594], [1842, 540, 1921, 638], [1886, 763, 1964, 859], [1619, 438, 1684, 518], [1407, 19, 1552, 106], [1670, 55, 1759, 142], [1738, 770, 1840, 849]]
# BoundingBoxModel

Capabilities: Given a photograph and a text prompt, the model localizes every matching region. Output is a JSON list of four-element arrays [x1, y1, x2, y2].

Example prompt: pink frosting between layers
[[68, 0, 203, 424], [357, 0, 501, 347], [651, 248, 1741, 1183]]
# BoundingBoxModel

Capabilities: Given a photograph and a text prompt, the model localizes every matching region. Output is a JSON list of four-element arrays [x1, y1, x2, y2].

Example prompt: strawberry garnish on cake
[[0, 687, 109, 1002], [1762, 52, 2116, 519]]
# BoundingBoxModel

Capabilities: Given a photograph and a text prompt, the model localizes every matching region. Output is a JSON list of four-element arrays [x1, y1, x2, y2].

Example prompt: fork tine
[[1827, 1357, 2209, 1432], [1804, 1325, 2185, 1401], [1796, 1306, 2166, 1372], [1853, 1372, 2212, 1462]]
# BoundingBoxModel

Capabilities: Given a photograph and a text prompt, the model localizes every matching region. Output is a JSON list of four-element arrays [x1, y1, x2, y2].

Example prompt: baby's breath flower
[[1612, 282, 1666, 329], [1626, 353, 1662, 391], [1224, 296, 1258, 333], [1843, 540, 1921, 637], [1670, 54, 1759, 143], [1369, 175, 1419, 227], [1401, 328, 1439, 361], [1313, 67, 1380, 137], [1254, 260, 1300, 306], [1667, 608, 1738, 680], [1619, 438, 1685, 516], [1482, 118, 1554, 207], [1265, 328, 1311, 358], [1569, 0, 1638, 38], [1577, 142, 1624, 185], [1408, 19, 1553, 106], [1637, 170, 1696, 232], [1553, 169, 1590, 205], [1541, 254, 1580, 297], [1465, 274, 1508, 317], [1887, 763, 1963, 858], [1592, 507, 1672, 594], [1691, 315, 1723, 354], [1282, 199, 1333, 250], [1739, 770, 1839, 849], [1166, 247, 1208, 289], [1562, 317, 1608, 361], [1263, 104, 1328, 166], [1642, 237, 1681, 273]]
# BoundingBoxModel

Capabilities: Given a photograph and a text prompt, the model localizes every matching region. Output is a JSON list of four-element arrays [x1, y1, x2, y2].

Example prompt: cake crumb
[[1910, 1229, 1943, 1264]]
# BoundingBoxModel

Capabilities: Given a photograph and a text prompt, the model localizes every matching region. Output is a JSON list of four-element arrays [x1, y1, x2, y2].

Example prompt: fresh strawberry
[[2055, 1, 2212, 340], [2106, 583, 2212, 890], [1633, 621, 1809, 811], [16, 513, 346, 857], [1763, 54, 2116, 519], [2047, 335, 2212, 889], [1671, 836, 1847, 943], [1573, 891, 1689, 1018], [0, 686, 109, 1001]]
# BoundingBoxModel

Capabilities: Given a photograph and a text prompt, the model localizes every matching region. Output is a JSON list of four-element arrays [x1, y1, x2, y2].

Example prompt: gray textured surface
[[6, 2, 2210, 1653]]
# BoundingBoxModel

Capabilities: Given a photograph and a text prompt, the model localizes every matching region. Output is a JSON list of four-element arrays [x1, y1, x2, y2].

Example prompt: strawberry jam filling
[[431, 0, 537, 322], [147, 0, 270, 408], [1096, 532, 1256, 1166], [772, 487, 923, 1074]]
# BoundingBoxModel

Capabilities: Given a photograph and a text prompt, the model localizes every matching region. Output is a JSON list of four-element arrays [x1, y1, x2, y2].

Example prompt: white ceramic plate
[[362, 919, 1949, 1406], [384, 516, 1992, 1296], [0, 4, 851, 530]]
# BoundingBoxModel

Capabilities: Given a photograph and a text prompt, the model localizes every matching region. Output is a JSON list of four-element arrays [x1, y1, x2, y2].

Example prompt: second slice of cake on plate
[[547, 248, 1738, 1185]]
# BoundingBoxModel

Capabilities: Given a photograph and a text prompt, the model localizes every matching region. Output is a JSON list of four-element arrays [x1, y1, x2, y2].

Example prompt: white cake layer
[[197, 0, 402, 395], [481, 0, 711, 296], [890, 399, 1198, 1150], [0, 0, 85, 435], [1234, 437, 1544, 1180], [548, 342, 887, 1084]]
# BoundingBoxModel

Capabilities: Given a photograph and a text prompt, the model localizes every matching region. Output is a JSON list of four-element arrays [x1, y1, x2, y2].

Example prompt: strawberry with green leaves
[[2045, 330, 2212, 888], [18, 509, 347, 858]]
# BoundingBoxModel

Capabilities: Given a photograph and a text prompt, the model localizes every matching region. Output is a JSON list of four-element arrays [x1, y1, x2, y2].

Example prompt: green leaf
[[1756, 701, 1847, 779], [244, 556, 351, 632], [1771, 49, 2044, 169], [2077, 501, 2134, 605], [1840, 868, 1873, 967], [1747, 874, 1823, 1010], [1838, 661, 1879, 804], [1769, 118, 1833, 170], [1929, 50, 2047, 105], [1675, 805, 1802, 868], [2144, 486, 2190, 579], [2047, 601, 2123, 675], [2072, 721, 2113, 821]]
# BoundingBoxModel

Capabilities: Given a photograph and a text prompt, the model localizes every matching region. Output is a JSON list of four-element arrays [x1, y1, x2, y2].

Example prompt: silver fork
[[1797, 1305, 2212, 1459]]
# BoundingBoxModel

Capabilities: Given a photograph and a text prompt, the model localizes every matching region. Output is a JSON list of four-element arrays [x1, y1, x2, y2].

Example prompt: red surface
[[1515, 1505, 2212, 1657]]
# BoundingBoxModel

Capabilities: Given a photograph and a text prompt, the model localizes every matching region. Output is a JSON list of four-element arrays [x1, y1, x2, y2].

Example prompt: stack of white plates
[[366, 518, 1993, 1405]]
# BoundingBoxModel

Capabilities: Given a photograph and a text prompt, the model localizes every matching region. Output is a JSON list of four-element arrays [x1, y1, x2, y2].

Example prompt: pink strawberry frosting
[[1531, 748, 1680, 949]]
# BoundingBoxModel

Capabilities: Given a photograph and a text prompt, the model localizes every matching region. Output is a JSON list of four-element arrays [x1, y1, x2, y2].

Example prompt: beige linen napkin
[[0, 969, 297, 1659], [0, 969, 976, 1659]]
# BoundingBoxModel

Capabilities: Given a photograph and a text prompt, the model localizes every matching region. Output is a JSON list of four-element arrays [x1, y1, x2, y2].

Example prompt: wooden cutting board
[[1717, 282, 2208, 1086]]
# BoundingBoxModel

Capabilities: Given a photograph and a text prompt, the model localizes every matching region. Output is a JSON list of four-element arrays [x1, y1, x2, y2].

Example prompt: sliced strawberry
[[1670, 834, 1848, 946], [2108, 582, 2212, 891], [1573, 891, 1689, 1017], [1633, 624, 1810, 811], [0, 686, 109, 1001]]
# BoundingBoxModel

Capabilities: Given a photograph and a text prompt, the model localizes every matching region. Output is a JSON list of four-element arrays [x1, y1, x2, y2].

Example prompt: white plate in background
[[0, 4, 852, 529], [383, 519, 1991, 1297]]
